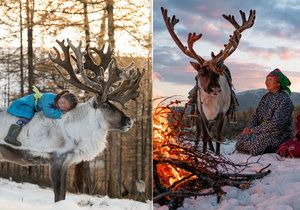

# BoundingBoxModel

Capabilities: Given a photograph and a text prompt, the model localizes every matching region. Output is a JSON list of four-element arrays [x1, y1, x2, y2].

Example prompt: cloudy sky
[[153, 0, 300, 98]]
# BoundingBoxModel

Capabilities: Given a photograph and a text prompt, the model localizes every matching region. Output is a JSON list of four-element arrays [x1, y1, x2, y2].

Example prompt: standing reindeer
[[0, 39, 143, 202], [162, 8, 255, 155]]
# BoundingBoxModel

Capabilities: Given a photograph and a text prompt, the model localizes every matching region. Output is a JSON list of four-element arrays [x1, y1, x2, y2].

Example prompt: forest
[[0, 0, 151, 201]]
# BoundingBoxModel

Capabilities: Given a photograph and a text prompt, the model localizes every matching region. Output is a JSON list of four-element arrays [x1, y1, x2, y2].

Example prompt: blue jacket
[[7, 93, 62, 119]]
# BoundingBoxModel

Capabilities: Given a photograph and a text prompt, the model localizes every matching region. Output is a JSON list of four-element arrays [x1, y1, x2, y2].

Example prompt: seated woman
[[4, 87, 78, 147], [235, 68, 294, 155]]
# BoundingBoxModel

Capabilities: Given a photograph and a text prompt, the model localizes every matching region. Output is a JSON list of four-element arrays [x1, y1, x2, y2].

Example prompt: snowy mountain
[[0, 178, 152, 210], [236, 89, 300, 111]]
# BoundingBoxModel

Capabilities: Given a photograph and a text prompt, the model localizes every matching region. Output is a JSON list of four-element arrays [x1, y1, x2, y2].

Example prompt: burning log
[[153, 98, 271, 209]]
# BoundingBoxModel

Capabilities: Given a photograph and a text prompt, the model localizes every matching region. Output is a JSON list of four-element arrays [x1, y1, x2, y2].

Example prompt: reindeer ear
[[89, 95, 100, 108], [107, 58, 116, 70], [190, 62, 201, 71], [93, 101, 99, 109]]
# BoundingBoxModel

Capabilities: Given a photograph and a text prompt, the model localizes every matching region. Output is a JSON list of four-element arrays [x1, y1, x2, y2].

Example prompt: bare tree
[[106, 0, 115, 48], [19, 0, 24, 96], [26, 0, 34, 93]]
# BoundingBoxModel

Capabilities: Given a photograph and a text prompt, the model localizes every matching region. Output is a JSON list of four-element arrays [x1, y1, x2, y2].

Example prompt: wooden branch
[[220, 170, 271, 180], [153, 190, 215, 202]]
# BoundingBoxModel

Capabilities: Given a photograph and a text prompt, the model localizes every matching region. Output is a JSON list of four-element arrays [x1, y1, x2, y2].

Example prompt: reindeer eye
[[198, 69, 207, 76], [216, 61, 224, 68], [102, 103, 111, 110]]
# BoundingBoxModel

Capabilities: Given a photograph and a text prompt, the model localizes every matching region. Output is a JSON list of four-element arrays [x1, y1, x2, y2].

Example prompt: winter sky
[[153, 0, 300, 98]]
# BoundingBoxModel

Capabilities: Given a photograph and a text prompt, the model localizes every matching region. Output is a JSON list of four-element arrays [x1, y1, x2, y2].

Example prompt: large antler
[[210, 10, 256, 74], [49, 39, 143, 107], [161, 7, 255, 75], [49, 40, 98, 93], [106, 63, 143, 105], [161, 7, 205, 66]]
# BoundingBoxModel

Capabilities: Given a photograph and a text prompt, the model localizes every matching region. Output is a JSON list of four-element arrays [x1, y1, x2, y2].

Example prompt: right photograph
[[153, 0, 300, 209]]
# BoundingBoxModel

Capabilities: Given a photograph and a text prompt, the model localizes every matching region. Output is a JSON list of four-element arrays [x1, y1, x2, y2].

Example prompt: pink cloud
[[227, 61, 268, 91], [206, 23, 219, 34], [184, 63, 196, 73], [228, 61, 300, 92], [152, 71, 162, 81], [220, 21, 234, 30], [195, 5, 208, 12], [278, 49, 292, 60], [242, 46, 295, 61], [211, 11, 221, 18], [261, 52, 273, 61]]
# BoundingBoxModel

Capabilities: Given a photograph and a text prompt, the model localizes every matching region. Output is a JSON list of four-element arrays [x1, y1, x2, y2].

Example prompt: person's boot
[[4, 124, 22, 146]]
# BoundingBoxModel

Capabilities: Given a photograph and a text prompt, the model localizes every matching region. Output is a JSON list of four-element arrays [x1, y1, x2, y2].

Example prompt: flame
[[153, 104, 191, 187]]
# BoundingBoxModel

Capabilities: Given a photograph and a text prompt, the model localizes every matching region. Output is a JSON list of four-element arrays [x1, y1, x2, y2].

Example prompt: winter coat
[[7, 93, 62, 119], [236, 90, 294, 155]]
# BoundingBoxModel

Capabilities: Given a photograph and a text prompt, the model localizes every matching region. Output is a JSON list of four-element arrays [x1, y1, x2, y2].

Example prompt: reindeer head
[[92, 98, 133, 132], [162, 8, 255, 95], [49, 39, 143, 132]]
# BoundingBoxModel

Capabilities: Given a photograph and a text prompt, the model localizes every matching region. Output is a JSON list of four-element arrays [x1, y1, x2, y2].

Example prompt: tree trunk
[[132, 102, 139, 196], [73, 162, 84, 192], [106, 0, 115, 48], [104, 148, 108, 194], [6, 52, 11, 104], [82, 0, 90, 45], [118, 134, 122, 197], [72, 0, 92, 194], [98, 9, 107, 47], [108, 132, 121, 197], [141, 101, 146, 181], [73, 161, 91, 194], [146, 54, 152, 198], [26, 0, 34, 94], [20, 0, 24, 96]]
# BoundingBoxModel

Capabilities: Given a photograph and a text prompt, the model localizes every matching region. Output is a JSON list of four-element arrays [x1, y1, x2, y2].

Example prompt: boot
[[4, 124, 22, 146]]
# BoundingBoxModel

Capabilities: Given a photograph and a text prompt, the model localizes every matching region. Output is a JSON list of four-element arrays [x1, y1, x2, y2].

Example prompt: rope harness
[[32, 86, 43, 111], [194, 70, 238, 145]]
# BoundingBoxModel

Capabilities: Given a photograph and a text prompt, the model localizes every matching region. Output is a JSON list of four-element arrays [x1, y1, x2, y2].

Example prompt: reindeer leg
[[59, 152, 76, 201], [203, 132, 208, 153], [59, 165, 68, 201], [215, 113, 225, 155], [208, 123, 215, 152], [195, 116, 202, 148], [49, 160, 62, 202], [50, 152, 72, 202], [201, 118, 209, 153]]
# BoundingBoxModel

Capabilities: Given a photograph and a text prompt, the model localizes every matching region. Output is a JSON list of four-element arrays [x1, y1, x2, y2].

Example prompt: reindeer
[[161, 8, 255, 155], [0, 39, 143, 202]]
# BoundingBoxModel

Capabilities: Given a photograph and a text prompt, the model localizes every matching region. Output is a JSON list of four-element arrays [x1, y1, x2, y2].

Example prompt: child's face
[[57, 97, 71, 112]]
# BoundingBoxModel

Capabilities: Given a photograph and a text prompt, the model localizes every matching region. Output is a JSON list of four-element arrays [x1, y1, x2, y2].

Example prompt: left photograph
[[0, 0, 152, 209]]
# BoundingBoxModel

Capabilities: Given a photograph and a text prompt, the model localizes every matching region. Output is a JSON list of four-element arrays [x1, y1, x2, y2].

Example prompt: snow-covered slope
[[155, 142, 300, 210], [0, 178, 152, 210]]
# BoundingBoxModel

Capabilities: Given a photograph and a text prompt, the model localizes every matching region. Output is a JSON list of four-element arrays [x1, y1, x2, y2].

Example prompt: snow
[[154, 142, 300, 210], [0, 178, 152, 210]]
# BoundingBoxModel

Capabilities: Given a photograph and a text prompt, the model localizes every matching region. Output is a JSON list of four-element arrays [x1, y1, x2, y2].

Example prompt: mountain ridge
[[236, 88, 300, 111]]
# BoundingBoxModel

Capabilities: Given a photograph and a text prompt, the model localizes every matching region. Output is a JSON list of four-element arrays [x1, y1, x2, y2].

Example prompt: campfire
[[153, 98, 271, 209], [153, 98, 192, 188]]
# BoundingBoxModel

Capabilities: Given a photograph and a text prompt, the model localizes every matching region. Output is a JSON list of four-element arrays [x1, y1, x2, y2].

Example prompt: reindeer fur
[[0, 96, 132, 202]]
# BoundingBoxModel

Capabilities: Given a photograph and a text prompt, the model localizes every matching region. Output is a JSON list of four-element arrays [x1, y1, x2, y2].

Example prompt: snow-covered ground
[[155, 142, 300, 210], [0, 178, 152, 210]]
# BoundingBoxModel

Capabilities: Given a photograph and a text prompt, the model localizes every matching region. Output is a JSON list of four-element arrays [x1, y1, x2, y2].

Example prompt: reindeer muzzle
[[119, 116, 133, 132]]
